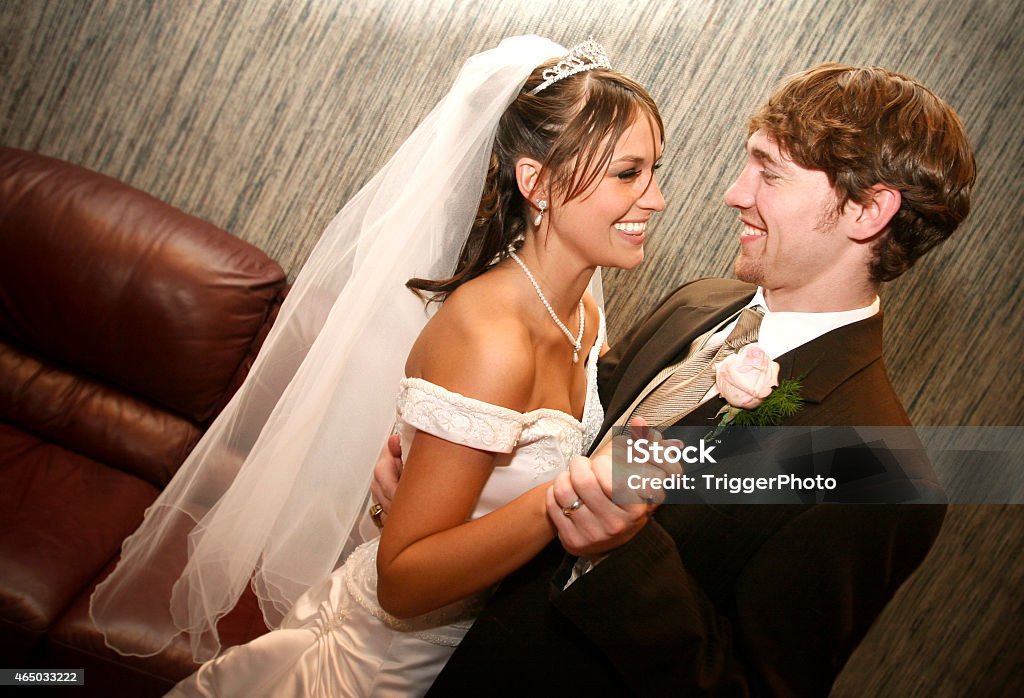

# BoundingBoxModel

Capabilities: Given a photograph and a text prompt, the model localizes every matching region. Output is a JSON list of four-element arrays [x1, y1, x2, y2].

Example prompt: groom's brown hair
[[749, 63, 976, 282]]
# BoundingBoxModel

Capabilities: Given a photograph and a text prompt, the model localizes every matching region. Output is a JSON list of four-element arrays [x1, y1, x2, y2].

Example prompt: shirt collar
[[748, 287, 880, 359]]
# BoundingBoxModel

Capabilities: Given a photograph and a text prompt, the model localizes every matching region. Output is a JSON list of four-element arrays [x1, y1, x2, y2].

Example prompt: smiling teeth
[[614, 222, 646, 233], [742, 224, 767, 237]]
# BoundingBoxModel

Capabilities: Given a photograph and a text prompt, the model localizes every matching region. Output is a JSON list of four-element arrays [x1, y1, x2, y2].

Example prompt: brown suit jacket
[[429, 278, 946, 697]]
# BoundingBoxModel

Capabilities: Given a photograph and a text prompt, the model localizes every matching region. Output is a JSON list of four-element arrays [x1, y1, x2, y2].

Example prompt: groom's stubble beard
[[733, 204, 841, 288], [734, 252, 762, 286]]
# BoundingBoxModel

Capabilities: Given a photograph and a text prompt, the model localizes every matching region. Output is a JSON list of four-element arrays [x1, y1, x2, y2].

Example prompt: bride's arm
[[375, 317, 557, 620], [376, 434, 555, 619]]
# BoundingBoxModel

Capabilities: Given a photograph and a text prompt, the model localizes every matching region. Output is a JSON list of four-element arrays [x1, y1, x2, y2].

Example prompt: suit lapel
[[775, 311, 884, 405]]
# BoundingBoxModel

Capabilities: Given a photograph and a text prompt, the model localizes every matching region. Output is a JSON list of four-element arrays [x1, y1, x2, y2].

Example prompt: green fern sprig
[[708, 378, 805, 439], [727, 378, 804, 426]]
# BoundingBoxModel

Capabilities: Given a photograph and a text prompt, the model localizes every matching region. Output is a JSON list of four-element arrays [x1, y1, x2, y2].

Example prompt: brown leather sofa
[[0, 147, 283, 695]]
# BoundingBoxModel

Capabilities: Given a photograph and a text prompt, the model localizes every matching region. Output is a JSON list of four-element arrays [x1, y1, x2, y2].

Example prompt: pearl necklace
[[508, 250, 585, 363]]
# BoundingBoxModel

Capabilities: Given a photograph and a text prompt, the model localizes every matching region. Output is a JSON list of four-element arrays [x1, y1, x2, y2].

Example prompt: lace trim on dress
[[397, 379, 526, 453]]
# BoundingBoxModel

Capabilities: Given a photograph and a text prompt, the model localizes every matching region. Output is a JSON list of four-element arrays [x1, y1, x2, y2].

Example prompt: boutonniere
[[715, 378, 804, 428], [707, 345, 804, 439]]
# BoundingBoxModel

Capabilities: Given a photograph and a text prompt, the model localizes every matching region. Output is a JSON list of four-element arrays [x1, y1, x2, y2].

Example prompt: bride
[[91, 36, 768, 696]]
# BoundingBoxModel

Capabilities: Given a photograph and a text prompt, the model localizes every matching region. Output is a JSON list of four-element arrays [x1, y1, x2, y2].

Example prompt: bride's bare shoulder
[[406, 271, 535, 410]]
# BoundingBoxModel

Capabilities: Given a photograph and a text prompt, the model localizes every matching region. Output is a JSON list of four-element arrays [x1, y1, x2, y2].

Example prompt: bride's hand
[[715, 344, 780, 410]]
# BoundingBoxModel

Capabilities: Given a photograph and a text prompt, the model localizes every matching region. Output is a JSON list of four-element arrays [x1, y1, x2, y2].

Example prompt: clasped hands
[[546, 420, 682, 557]]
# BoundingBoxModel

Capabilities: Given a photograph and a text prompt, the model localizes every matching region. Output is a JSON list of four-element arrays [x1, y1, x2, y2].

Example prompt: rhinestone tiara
[[528, 38, 612, 95]]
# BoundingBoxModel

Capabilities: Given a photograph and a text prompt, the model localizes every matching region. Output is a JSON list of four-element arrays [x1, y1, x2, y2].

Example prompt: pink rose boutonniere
[[711, 344, 803, 437]]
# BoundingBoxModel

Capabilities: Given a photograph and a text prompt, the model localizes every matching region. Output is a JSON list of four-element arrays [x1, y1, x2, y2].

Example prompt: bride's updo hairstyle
[[407, 57, 663, 301]]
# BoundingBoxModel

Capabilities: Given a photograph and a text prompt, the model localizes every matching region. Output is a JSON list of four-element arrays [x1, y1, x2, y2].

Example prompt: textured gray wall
[[2, 1, 1021, 694]]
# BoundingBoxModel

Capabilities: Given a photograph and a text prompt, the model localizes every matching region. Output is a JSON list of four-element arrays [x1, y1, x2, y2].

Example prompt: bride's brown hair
[[407, 61, 663, 301]]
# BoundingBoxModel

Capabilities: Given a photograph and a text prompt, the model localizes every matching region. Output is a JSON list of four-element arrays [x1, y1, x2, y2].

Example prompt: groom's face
[[724, 130, 857, 311]]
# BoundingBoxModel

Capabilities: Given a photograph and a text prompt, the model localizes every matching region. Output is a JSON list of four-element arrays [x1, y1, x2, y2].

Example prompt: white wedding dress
[[169, 313, 605, 697]]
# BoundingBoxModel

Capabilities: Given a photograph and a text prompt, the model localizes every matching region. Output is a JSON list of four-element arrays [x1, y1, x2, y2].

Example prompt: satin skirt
[[168, 542, 469, 697]]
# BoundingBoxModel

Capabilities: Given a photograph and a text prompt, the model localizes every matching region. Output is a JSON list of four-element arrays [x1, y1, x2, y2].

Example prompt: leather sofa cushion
[[0, 339, 201, 487], [0, 424, 158, 636], [0, 148, 287, 426]]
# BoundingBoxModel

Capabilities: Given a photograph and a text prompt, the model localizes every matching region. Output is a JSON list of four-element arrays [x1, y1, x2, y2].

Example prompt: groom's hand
[[370, 434, 403, 522]]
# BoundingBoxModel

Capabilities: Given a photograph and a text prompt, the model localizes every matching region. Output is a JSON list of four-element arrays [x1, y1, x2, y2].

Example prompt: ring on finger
[[562, 498, 583, 517], [369, 502, 384, 528]]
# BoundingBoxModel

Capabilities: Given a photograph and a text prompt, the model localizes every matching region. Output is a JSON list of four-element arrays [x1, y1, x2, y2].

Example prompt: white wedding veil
[[90, 35, 572, 662]]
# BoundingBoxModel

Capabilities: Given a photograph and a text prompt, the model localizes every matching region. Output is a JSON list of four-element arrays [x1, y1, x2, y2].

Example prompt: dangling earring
[[534, 199, 547, 227]]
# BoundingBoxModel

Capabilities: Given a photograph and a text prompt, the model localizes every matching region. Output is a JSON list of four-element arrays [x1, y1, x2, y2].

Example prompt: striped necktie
[[628, 306, 764, 428]]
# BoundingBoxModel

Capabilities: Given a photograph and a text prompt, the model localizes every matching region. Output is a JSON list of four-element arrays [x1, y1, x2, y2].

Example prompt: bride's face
[[546, 114, 665, 270]]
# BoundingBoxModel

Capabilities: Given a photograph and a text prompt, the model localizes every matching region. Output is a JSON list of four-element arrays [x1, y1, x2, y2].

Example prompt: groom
[[387, 63, 975, 696]]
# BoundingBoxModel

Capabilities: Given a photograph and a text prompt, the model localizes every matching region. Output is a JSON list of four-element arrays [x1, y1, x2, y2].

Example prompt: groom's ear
[[515, 157, 547, 202], [848, 184, 902, 241]]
